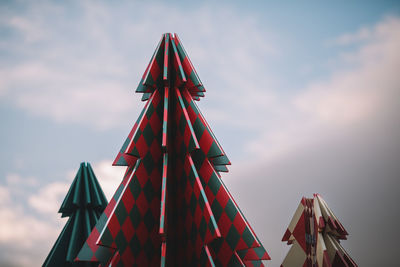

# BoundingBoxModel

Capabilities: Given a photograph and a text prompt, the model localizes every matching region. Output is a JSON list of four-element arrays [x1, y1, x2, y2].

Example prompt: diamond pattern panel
[[76, 166, 135, 266], [136, 33, 205, 100], [169, 33, 186, 88], [192, 152, 269, 265], [172, 87, 199, 155], [167, 89, 221, 264], [281, 195, 357, 267], [125, 89, 163, 158], [173, 34, 205, 97], [136, 35, 163, 94], [136, 34, 165, 92], [180, 88, 230, 173], [78, 33, 269, 267], [113, 94, 151, 167], [98, 158, 162, 265]]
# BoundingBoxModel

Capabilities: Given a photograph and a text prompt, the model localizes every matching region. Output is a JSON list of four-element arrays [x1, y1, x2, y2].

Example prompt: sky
[[0, 0, 399, 266]]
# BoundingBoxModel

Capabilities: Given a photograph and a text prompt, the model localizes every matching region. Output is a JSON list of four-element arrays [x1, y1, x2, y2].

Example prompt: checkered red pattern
[[77, 33, 269, 266], [281, 194, 357, 267], [76, 166, 134, 266]]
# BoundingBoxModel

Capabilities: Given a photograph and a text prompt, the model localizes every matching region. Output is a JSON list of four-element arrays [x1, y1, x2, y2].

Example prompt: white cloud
[[295, 17, 400, 125], [92, 160, 126, 200], [3, 173, 39, 200], [28, 181, 69, 215], [6, 173, 38, 187], [7, 16, 45, 43], [0, 186, 11, 206], [0, 175, 64, 266], [245, 16, 400, 161], [0, 1, 277, 130], [334, 16, 400, 47], [0, 205, 60, 249], [334, 27, 372, 46]]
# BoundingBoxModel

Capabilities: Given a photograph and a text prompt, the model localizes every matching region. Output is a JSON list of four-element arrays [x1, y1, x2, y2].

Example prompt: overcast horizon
[[1, 1, 400, 266]]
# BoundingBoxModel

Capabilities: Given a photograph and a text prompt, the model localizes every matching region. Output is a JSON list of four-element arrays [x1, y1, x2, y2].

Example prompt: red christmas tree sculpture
[[281, 194, 357, 267], [77, 33, 269, 266]]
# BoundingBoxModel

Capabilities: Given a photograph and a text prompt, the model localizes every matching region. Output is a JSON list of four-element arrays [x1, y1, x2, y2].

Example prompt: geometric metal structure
[[77, 33, 269, 266], [43, 162, 108, 267]]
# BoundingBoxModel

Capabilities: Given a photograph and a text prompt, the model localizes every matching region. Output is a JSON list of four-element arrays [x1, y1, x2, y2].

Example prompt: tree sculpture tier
[[76, 33, 269, 266], [281, 194, 357, 267], [43, 162, 108, 267]]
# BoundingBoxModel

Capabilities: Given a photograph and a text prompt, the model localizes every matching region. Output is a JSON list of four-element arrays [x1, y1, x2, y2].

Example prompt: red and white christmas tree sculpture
[[281, 194, 357, 267]]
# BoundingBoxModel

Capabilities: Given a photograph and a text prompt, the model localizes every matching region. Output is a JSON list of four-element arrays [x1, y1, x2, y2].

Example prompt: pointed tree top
[[136, 33, 205, 101], [59, 162, 107, 217]]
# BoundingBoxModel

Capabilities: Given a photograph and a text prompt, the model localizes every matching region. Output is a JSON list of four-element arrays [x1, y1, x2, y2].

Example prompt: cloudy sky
[[1, 1, 399, 266]]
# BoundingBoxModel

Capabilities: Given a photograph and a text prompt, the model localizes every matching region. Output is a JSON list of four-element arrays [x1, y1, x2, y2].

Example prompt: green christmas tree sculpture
[[43, 162, 108, 267]]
